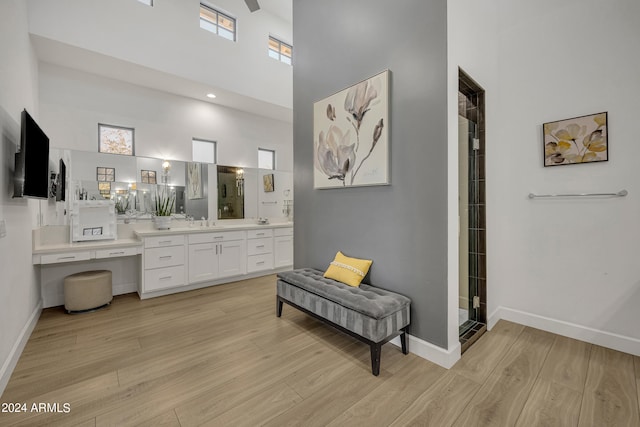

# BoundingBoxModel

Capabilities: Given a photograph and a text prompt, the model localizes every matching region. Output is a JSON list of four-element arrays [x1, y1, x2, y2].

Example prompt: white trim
[[0, 300, 42, 396], [390, 334, 461, 369], [489, 306, 640, 357]]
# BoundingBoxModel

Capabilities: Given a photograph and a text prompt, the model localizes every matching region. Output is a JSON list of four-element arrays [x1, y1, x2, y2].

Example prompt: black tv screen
[[14, 109, 50, 199]]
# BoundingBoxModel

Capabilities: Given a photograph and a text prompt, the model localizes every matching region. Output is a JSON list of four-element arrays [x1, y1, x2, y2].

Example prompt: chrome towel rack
[[528, 189, 628, 199], [261, 201, 278, 204]]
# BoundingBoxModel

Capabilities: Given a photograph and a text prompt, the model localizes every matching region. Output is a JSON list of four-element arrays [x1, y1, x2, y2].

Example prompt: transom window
[[268, 36, 292, 65], [258, 148, 275, 170], [192, 139, 217, 164], [200, 4, 236, 41]]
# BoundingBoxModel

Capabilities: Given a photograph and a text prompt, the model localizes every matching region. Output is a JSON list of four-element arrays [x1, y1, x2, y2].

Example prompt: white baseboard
[[489, 306, 640, 357], [390, 334, 461, 369], [0, 300, 42, 396]]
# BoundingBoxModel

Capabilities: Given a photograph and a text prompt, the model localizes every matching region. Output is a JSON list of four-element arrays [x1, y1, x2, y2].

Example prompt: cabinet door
[[274, 235, 294, 268], [219, 240, 245, 278], [188, 243, 219, 283]]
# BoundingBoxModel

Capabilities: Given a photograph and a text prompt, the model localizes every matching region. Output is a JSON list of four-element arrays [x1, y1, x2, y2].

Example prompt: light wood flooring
[[1, 275, 639, 426]]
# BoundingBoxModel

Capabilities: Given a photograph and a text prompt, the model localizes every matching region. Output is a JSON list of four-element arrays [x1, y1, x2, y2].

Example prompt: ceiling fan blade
[[244, 0, 260, 12]]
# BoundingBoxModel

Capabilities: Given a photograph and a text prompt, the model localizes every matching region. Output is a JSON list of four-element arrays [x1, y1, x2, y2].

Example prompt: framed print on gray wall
[[543, 112, 608, 167], [313, 70, 390, 188]]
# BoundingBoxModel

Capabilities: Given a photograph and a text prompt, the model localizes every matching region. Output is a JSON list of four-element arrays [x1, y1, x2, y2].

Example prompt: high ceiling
[[31, 0, 293, 123], [259, 0, 292, 23]]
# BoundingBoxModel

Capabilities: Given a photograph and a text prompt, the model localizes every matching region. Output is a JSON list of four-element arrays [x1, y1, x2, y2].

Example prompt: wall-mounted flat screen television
[[13, 109, 50, 199]]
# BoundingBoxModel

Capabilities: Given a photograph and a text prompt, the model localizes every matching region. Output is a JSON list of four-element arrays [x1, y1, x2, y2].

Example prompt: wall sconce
[[236, 168, 244, 196], [161, 160, 171, 184]]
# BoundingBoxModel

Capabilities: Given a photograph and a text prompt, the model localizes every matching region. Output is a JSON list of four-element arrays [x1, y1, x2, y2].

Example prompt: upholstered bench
[[276, 268, 411, 376]]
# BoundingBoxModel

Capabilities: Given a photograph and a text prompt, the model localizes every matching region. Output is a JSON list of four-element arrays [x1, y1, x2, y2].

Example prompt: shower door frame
[[458, 68, 487, 352]]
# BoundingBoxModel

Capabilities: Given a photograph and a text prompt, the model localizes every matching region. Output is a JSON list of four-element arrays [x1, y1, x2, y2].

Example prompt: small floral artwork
[[313, 70, 389, 188], [543, 112, 608, 167], [99, 124, 134, 156]]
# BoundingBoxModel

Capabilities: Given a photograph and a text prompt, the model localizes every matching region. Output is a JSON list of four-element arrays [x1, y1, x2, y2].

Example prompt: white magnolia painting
[[313, 70, 390, 188]]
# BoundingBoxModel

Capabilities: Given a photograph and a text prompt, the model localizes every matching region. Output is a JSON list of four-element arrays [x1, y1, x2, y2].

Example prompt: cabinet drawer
[[247, 228, 273, 239], [144, 235, 185, 248], [95, 246, 138, 259], [40, 251, 91, 265], [188, 230, 245, 244], [247, 254, 274, 273], [144, 245, 185, 269], [274, 227, 293, 237], [247, 237, 273, 256], [144, 265, 185, 292]]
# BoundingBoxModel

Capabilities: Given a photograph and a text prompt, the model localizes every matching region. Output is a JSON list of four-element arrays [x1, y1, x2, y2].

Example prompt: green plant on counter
[[115, 196, 129, 214], [154, 186, 175, 216]]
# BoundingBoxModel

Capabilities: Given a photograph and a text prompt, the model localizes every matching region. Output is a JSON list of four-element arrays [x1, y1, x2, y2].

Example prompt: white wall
[[0, 0, 43, 396], [450, 0, 640, 355], [27, 0, 292, 109], [39, 63, 293, 171]]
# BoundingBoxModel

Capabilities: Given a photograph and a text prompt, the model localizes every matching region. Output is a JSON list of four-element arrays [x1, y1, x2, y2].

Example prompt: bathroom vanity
[[33, 222, 293, 307]]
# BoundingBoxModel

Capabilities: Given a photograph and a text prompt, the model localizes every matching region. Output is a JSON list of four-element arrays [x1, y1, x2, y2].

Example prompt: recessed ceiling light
[[206, 93, 217, 99]]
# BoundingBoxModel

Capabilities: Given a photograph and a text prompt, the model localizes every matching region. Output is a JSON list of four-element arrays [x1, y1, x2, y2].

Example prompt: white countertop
[[33, 222, 294, 254], [33, 238, 143, 255], [133, 222, 293, 238]]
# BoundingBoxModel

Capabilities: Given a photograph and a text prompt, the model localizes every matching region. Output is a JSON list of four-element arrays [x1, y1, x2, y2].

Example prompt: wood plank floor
[[1, 275, 639, 426]]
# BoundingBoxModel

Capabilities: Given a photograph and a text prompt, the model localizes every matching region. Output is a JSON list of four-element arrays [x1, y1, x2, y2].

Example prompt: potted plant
[[115, 196, 129, 214], [153, 186, 175, 229]]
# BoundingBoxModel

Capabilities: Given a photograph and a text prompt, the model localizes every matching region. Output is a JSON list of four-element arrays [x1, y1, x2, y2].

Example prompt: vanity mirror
[[48, 149, 293, 224], [216, 166, 259, 220]]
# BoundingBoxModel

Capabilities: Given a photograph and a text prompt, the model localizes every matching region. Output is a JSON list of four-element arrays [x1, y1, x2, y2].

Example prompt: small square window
[[97, 167, 116, 182], [141, 170, 157, 184], [268, 36, 292, 65], [98, 182, 111, 195], [193, 139, 217, 164], [200, 4, 236, 41], [258, 148, 275, 170], [98, 124, 134, 156]]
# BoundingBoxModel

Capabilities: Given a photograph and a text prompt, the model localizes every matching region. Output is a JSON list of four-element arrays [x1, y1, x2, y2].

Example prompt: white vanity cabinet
[[142, 235, 187, 293], [247, 228, 274, 273], [274, 227, 294, 268], [136, 224, 292, 299], [188, 231, 246, 284]]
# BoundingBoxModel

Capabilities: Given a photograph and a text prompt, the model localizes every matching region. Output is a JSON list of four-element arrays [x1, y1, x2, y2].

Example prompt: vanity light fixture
[[161, 160, 172, 184], [236, 168, 245, 196]]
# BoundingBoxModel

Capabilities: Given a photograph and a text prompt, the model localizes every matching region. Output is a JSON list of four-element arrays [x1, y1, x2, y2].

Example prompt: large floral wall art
[[543, 112, 608, 167], [313, 70, 390, 188]]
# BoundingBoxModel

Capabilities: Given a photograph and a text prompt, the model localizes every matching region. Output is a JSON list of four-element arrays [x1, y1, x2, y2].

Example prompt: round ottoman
[[64, 270, 113, 313]]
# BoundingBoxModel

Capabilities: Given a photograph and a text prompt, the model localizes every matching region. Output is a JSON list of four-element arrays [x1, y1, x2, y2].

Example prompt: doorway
[[458, 69, 486, 352]]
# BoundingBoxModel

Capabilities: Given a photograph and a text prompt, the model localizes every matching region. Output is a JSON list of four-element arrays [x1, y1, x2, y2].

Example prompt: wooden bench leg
[[370, 343, 382, 376], [276, 297, 283, 317], [400, 327, 409, 355]]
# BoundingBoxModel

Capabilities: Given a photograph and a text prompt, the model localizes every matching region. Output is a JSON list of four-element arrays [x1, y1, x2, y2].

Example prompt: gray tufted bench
[[276, 268, 411, 376]]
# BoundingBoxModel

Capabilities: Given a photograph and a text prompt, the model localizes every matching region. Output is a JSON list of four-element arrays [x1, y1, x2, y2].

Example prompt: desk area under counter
[[32, 224, 143, 308]]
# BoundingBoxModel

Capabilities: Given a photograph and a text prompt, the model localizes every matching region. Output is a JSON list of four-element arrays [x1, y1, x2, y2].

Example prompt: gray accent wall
[[292, 0, 449, 347]]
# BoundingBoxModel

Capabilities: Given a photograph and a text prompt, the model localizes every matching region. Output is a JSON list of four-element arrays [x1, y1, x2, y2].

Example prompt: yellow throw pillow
[[324, 251, 372, 287]]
